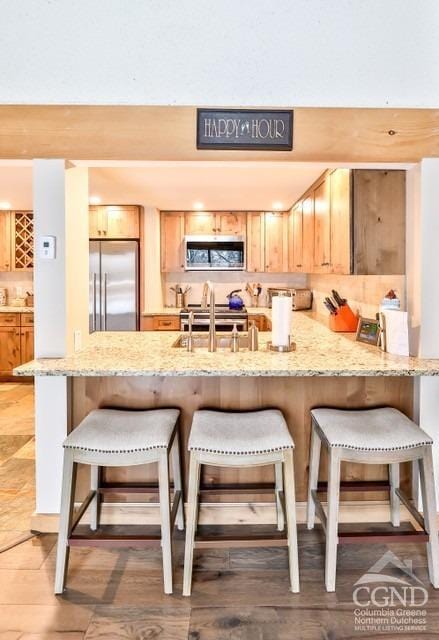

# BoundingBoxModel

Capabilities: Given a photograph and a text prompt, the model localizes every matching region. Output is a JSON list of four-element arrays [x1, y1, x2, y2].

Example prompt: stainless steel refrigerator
[[89, 240, 139, 332]]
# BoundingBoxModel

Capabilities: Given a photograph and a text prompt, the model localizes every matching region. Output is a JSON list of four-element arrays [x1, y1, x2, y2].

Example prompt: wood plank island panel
[[1, 106, 439, 161], [72, 376, 413, 504]]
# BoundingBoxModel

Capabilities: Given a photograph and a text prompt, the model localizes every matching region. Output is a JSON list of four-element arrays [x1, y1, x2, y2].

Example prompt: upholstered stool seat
[[188, 409, 294, 455], [183, 409, 299, 596], [64, 408, 179, 453], [307, 406, 439, 592], [311, 407, 433, 452], [55, 408, 184, 596]]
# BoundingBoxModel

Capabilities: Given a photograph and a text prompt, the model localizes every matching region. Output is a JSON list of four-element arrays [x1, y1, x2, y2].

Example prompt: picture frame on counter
[[355, 316, 381, 346]]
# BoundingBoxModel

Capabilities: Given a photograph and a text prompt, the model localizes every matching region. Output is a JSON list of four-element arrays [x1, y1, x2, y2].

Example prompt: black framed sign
[[197, 109, 293, 150], [356, 317, 380, 346]]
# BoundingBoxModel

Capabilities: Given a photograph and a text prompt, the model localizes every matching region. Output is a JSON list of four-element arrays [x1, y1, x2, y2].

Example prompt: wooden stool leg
[[307, 423, 321, 530], [283, 449, 300, 593], [275, 462, 285, 531], [89, 465, 101, 531], [389, 463, 400, 527], [171, 435, 185, 531], [158, 451, 173, 594], [183, 452, 201, 596], [325, 448, 341, 592], [54, 449, 77, 594], [419, 447, 439, 588]]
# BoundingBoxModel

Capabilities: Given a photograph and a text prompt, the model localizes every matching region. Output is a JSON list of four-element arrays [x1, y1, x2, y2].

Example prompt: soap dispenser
[[248, 321, 259, 351], [230, 323, 240, 353]]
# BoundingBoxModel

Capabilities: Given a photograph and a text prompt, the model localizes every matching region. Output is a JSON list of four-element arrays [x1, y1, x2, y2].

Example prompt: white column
[[406, 159, 439, 504], [33, 160, 89, 516]]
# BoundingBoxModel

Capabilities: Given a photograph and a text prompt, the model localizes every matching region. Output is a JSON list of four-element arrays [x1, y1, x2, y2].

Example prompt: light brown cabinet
[[352, 169, 405, 275], [302, 195, 315, 273], [289, 202, 304, 272], [185, 211, 246, 236], [0, 313, 34, 376], [89, 206, 140, 239], [330, 168, 351, 274], [160, 212, 185, 272], [264, 212, 288, 272], [140, 315, 180, 331], [246, 212, 265, 272], [313, 178, 331, 273], [0, 211, 34, 272]]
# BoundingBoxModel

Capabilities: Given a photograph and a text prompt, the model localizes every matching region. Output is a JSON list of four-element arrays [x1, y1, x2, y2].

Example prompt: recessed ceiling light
[[193, 201, 204, 210], [272, 201, 284, 211], [89, 195, 101, 205], [0, 201, 11, 210]]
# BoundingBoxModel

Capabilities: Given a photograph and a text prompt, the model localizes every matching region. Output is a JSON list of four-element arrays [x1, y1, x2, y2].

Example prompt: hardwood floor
[[2, 383, 439, 638]]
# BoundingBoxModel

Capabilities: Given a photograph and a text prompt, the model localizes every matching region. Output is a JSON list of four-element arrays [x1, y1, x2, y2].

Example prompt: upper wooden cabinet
[[291, 168, 405, 275], [264, 212, 288, 272], [352, 169, 406, 275], [89, 205, 140, 239], [161, 212, 185, 272], [185, 211, 246, 236], [0, 211, 33, 273], [0, 212, 11, 271], [313, 178, 331, 273], [290, 202, 304, 272], [330, 168, 351, 274], [246, 212, 265, 273]]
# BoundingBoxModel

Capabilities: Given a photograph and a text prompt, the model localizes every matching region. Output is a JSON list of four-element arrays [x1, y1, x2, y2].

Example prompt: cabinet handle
[[321, 262, 330, 266], [296, 264, 302, 268], [161, 321, 172, 326]]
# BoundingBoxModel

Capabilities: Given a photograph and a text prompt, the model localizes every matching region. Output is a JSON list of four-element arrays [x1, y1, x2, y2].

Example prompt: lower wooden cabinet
[[0, 313, 34, 375], [140, 315, 180, 331], [249, 314, 269, 331]]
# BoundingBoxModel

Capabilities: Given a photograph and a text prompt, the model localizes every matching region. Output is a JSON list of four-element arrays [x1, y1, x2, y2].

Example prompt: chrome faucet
[[201, 280, 216, 352], [186, 310, 194, 352]]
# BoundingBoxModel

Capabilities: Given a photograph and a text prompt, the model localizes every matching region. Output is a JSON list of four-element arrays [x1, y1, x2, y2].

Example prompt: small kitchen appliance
[[267, 287, 312, 311], [227, 289, 244, 310]]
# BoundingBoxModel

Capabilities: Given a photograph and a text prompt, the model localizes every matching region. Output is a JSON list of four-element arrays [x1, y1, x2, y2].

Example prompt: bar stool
[[54, 408, 184, 595], [306, 407, 439, 592], [182, 409, 299, 596]]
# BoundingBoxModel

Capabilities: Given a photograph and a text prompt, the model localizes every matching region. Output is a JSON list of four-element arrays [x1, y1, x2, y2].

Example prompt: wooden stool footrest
[[68, 534, 161, 548], [195, 532, 288, 549], [317, 480, 391, 493], [338, 531, 429, 544], [199, 482, 276, 496]]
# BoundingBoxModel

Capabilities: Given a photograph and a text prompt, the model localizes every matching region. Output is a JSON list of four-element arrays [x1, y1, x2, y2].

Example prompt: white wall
[[1, 0, 439, 107]]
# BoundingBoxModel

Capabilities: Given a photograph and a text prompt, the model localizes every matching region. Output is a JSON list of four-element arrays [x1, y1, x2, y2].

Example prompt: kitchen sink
[[172, 333, 249, 349]]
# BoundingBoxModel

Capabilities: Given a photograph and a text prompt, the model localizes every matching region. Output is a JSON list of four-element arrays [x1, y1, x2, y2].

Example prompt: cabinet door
[[302, 195, 315, 272], [0, 327, 21, 374], [20, 327, 34, 364], [217, 212, 246, 235], [161, 212, 185, 272], [353, 170, 406, 275], [0, 212, 11, 271], [12, 211, 33, 271], [246, 212, 265, 273], [105, 206, 140, 239], [330, 169, 352, 274], [264, 212, 288, 272], [313, 178, 331, 273], [89, 206, 102, 238], [185, 212, 216, 235], [288, 202, 303, 272], [152, 316, 180, 331]]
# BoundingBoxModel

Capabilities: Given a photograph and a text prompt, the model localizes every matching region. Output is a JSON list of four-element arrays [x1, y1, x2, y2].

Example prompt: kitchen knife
[[324, 298, 337, 314], [332, 290, 346, 307]]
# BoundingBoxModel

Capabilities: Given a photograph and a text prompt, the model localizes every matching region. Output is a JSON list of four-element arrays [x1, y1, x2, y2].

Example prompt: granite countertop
[[0, 306, 34, 313], [14, 311, 439, 377]]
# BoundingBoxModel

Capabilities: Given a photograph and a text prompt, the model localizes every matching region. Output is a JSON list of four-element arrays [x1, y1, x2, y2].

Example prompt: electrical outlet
[[73, 330, 82, 352]]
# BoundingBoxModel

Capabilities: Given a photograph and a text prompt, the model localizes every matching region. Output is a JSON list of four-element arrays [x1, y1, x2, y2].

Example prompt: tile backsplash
[[164, 271, 307, 308], [0, 272, 33, 303], [308, 274, 406, 319]]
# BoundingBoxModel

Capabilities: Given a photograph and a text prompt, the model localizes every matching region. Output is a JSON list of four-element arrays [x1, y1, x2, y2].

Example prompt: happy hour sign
[[197, 109, 293, 150]]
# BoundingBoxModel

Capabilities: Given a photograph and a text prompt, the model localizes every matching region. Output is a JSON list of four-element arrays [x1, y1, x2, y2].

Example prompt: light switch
[[39, 235, 56, 259]]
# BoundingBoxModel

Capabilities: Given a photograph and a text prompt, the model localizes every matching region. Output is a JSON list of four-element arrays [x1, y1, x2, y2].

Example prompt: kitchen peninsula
[[15, 311, 439, 518]]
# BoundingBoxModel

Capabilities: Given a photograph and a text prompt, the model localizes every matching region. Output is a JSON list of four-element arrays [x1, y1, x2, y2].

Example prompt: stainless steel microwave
[[184, 235, 246, 271]]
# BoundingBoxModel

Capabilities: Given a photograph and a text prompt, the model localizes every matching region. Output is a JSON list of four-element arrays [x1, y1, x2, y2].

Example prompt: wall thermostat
[[39, 235, 56, 260]]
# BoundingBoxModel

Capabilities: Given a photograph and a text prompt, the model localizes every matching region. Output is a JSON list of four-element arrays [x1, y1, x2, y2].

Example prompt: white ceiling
[[0, 161, 413, 211]]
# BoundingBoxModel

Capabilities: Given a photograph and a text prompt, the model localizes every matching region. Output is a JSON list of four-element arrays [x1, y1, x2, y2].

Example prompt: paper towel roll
[[272, 295, 292, 347]]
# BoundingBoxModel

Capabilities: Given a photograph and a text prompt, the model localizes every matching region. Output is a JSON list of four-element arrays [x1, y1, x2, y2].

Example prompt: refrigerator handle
[[103, 272, 108, 330], [92, 273, 97, 332]]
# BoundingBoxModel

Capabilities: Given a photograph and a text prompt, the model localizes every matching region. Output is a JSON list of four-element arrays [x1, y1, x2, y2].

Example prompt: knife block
[[329, 304, 359, 332]]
